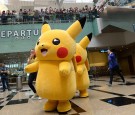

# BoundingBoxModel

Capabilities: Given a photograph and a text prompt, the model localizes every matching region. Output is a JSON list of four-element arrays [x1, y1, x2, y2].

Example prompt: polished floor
[[1, 76, 135, 115]]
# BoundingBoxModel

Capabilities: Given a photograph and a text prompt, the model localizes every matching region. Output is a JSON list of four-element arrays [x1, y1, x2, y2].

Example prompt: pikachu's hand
[[60, 68, 70, 76], [25, 62, 38, 73], [77, 65, 84, 76], [77, 67, 83, 75], [59, 62, 71, 77]]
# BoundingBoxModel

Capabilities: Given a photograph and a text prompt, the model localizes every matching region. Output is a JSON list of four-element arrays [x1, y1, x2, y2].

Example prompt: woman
[[27, 49, 41, 99]]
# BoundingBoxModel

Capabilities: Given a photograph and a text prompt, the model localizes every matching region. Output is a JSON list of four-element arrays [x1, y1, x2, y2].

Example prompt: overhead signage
[[0, 29, 40, 39]]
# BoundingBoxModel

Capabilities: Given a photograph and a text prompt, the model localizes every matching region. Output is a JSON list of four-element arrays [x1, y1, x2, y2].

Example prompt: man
[[0, 63, 10, 92], [107, 49, 126, 86]]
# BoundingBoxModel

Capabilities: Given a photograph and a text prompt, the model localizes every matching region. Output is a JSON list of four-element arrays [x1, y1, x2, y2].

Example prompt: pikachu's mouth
[[41, 48, 48, 56]]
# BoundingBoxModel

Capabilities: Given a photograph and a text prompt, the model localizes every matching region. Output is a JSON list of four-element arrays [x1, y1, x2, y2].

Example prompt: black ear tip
[[42, 21, 48, 25], [87, 33, 92, 41], [78, 16, 86, 28]]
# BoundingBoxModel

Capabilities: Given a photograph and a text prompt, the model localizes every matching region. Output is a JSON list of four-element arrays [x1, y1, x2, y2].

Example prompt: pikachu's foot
[[57, 100, 71, 113], [79, 89, 89, 98], [44, 100, 58, 111]]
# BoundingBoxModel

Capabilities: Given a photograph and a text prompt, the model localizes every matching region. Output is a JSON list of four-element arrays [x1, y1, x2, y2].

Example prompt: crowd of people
[[1, 0, 134, 25], [0, 5, 102, 24]]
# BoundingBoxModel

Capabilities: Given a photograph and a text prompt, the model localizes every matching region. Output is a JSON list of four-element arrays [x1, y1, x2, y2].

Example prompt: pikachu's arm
[[77, 64, 85, 75], [59, 61, 71, 77], [85, 58, 90, 71], [72, 56, 77, 72], [25, 61, 39, 73]]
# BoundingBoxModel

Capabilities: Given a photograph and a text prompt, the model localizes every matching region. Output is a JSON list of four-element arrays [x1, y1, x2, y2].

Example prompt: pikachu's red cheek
[[57, 47, 68, 58], [76, 56, 82, 63]]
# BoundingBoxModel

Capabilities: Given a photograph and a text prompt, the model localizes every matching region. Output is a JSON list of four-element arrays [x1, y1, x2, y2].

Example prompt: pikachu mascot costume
[[75, 33, 92, 97], [25, 17, 86, 112]]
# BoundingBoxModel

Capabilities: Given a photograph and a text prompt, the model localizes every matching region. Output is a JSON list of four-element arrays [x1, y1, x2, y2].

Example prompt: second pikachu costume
[[75, 33, 92, 97], [25, 17, 86, 112]]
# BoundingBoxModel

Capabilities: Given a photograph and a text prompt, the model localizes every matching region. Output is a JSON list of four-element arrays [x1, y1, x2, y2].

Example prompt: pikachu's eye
[[52, 38, 60, 45], [37, 41, 39, 45]]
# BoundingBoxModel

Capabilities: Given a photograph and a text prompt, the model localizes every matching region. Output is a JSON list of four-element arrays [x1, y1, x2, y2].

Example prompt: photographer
[[0, 63, 10, 92]]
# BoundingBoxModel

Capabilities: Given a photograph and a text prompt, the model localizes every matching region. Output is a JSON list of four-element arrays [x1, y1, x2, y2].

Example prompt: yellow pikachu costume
[[25, 17, 86, 112], [75, 33, 92, 97]]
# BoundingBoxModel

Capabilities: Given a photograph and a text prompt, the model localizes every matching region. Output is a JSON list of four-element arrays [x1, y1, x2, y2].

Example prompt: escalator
[[96, 0, 135, 32], [88, 1, 135, 49]]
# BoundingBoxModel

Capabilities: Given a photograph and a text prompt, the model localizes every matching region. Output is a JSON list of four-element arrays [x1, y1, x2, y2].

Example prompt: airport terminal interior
[[0, 0, 135, 115]]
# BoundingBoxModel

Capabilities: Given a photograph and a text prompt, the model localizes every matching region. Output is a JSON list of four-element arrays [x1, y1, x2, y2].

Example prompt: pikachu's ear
[[41, 21, 51, 34], [79, 33, 92, 49], [66, 17, 86, 40]]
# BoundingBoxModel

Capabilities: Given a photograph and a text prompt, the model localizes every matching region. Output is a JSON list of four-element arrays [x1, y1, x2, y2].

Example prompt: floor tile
[[1, 76, 135, 115], [20, 89, 31, 92], [0, 101, 4, 105], [0, 106, 4, 110], [6, 92, 17, 101], [91, 89, 125, 96], [69, 113, 80, 115], [0, 98, 4, 101], [101, 97, 135, 106], [89, 85, 101, 89], [129, 94, 135, 97], [7, 92, 17, 98], [93, 79, 106, 82], [6, 99, 29, 105], [119, 82, 135, 86], [71, 101, 86, 113], [29, 95, 33, 98]]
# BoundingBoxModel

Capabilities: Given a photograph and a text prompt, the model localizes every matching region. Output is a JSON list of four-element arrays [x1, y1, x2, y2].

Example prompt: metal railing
[[0, 12, 99, 25]]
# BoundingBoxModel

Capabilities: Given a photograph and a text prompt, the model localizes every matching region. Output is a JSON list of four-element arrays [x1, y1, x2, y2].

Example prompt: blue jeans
[[1, 76, 10, 90]]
